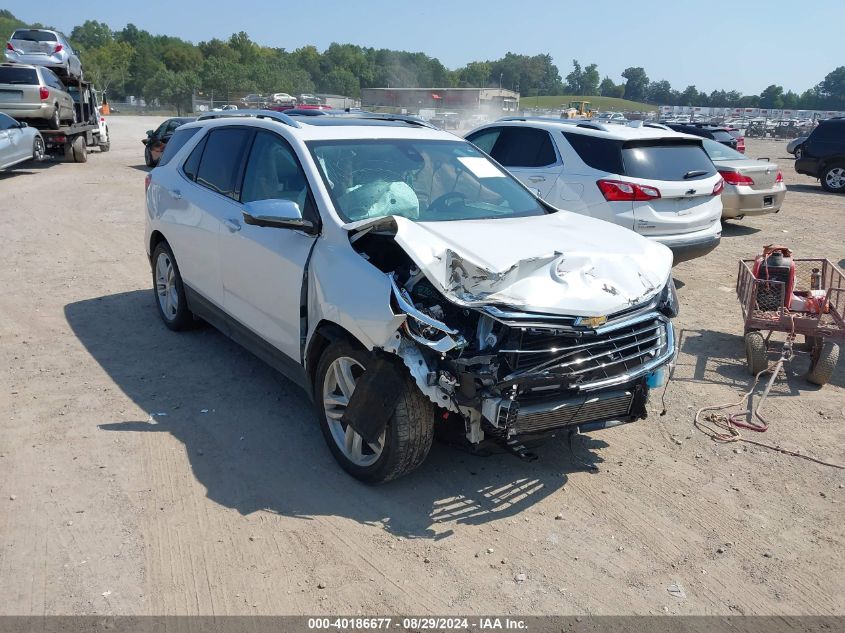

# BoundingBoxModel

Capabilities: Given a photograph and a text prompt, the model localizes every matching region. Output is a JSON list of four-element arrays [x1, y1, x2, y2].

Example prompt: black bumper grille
[[514, 390, 634, 434]]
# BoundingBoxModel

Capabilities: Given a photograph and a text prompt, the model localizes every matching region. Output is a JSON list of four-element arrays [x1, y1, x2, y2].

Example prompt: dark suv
[[795, 118, 845, 193], [664, 123, 738, 150]]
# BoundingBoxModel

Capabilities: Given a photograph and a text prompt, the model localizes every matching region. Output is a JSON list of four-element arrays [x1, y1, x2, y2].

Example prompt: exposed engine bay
[[344, 222, 678, 451]]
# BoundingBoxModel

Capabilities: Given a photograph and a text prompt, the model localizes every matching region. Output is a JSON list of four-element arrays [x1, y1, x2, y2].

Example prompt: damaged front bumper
[[383, 295, 676, 443], [476, 314, 675, 439]]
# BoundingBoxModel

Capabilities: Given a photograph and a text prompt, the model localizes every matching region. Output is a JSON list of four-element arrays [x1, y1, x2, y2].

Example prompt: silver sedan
[[4, 29, 82, 80], [0, 112, 45, 170], [702, 138, 787, 219]]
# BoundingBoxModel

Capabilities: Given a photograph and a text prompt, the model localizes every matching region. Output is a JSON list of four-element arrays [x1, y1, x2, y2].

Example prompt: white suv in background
[[465, 118, 724, 263]]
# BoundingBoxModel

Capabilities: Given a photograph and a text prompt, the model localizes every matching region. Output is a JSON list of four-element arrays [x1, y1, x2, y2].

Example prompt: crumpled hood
[[347, 212, 673, 317]]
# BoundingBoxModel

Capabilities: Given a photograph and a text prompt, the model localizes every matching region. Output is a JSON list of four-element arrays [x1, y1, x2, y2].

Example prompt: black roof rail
[[196, 108, 301, 128], [356, 113, 438, 129], [575, 122, 602, 130]]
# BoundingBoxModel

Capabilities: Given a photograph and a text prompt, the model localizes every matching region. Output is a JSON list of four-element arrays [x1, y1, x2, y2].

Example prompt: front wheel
[[151, 241, 193, 331], [821, 164, 845, 193], [807, 342, 839, 386], [315, 341, 434, 483], [744, 331, 768, 375], [144, 145, 155, 167], [32, 136, 45, 162]]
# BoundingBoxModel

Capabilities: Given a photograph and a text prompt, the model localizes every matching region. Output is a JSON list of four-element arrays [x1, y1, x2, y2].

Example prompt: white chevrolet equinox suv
[[466, 118, 724, 263], [144, 110, 679, 483]]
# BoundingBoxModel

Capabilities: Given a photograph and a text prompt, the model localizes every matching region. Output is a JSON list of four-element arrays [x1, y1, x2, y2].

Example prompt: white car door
[[0, 124, 11, 168], [218, 130, 318, 361], [156, 127, 253, 307]]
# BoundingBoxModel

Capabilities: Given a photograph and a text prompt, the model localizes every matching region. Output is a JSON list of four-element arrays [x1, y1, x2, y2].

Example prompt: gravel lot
[[1, 116, 843, 616]]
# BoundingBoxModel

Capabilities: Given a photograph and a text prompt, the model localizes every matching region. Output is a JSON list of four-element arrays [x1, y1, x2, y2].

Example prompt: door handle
[[169, 188, 182, 200], [223, 218, 241, 233], [528, 176, 546, 183]]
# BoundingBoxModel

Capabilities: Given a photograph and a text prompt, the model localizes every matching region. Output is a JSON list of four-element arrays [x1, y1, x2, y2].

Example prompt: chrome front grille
[[502, 315, 670, 388], [515, 391, 634, 434]]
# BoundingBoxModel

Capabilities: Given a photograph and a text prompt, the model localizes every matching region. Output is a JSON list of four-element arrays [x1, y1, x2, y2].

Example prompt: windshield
[[308, 139, 548, 223], [702, 138, 746, 161]]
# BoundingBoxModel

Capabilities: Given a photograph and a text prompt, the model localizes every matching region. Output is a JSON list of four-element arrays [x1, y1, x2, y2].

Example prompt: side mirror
[[18, 121, 28, 128], [242, 199, 316, 233], [146, 129, 153, 137]]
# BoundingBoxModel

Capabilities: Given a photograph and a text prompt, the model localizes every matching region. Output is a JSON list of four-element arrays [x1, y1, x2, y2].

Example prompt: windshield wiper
[[683, 170, 708, 179]]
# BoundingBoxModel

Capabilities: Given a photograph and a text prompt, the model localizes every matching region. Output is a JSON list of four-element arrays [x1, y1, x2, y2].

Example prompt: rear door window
[[194, 128, 253, 200], [621, 140, 716, 181], [562, 132, 624, 173], [488, 127, 557, 168], [712, 130, 734, 143], [159, 127, 201, 167], [0, 67, 39, 85]]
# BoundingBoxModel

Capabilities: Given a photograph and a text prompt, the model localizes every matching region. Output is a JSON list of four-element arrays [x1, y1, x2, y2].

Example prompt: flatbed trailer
[[38, 122, 99, 162], [24, 75, 105, 162]]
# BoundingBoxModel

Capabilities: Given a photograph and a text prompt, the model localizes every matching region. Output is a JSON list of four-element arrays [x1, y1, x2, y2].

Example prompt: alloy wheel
[[33, 138, 45, 161], [825, 167, 845, 190], [155, 252, 178, 320], [322, 356, 385, 467]]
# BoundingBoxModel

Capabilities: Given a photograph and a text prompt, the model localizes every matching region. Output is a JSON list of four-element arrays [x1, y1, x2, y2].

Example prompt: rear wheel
[[71, 136, 87, 163], [152, 241, 193, 331], [315, 341, 434, 483], [821, 164, 845, 193]]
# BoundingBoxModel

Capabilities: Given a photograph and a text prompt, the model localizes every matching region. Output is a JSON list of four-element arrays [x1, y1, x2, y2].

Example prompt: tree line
[[2, 10, 843, 112]]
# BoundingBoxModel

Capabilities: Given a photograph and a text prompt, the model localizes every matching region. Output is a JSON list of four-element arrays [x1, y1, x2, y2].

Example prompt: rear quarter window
[[0, 67, 39, 85], [158, 127, 201, 167], [621, 140, 716, 181], [562, 132, 624, 173]]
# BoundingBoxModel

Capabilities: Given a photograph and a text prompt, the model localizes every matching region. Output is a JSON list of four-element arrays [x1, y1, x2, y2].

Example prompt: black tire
[[99, 142, 110, 153], [71, 136, 87, 163], [315, 341, 434, 483], [820, 163, 845, 193], [31, 136, 45, 162], [807, 342, 839, 386], [144, 145, 155, 167], [48, 105, 61, 130], [744, 331, 768, 375], [151, 241, 193, 331]]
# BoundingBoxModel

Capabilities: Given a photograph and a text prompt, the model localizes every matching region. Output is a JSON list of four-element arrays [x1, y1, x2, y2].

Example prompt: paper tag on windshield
[[457, 156, 505, 178]]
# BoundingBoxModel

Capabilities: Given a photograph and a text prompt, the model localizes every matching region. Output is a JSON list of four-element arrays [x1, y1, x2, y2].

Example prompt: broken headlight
[[389, 275, 467, 353], [658, 278, 680, 318]]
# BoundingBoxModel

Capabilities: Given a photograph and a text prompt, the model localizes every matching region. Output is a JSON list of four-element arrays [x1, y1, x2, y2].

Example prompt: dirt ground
[[1, 116, 843, 617]]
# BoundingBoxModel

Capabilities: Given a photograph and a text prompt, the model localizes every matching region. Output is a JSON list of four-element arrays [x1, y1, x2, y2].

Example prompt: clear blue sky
[[2, 0, 837, 95]]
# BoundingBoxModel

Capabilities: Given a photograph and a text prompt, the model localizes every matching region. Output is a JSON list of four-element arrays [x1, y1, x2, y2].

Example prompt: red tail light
[[597, 179, 661, 202], [6, 43, 14, 51], [718, 170, 754, 186], [775, 171, 783, 183], [144, 174, 152, 192], [712, 178, 725, 196], [39, 86, 49, 100], [54, 44, 63, 53]]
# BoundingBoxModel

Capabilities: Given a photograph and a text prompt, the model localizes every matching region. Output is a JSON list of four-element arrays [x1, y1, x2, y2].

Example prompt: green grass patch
[[524, 95, 656, 112]]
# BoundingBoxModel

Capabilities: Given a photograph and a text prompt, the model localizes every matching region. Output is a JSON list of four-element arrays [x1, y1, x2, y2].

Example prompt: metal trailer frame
[[736, 257, 844, 382], [26, 72, 101, 162]]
